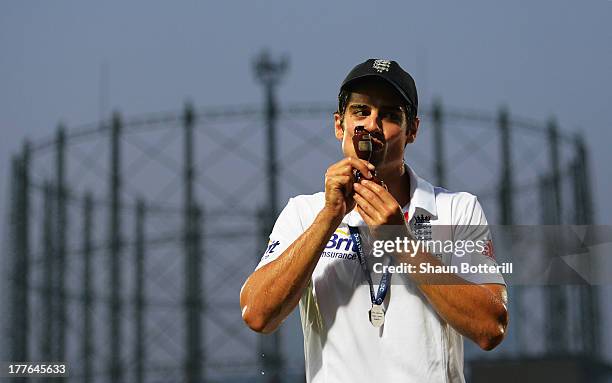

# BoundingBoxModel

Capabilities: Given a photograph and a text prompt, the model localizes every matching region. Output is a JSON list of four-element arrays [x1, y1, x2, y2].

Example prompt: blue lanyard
[[348, 225, 391, 306]]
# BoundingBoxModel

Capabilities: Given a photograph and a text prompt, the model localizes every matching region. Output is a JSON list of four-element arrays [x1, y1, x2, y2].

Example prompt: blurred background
[[1, 1, 611, 382]]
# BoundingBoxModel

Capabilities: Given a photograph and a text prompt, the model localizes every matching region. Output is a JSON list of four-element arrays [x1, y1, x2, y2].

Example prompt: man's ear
[[334, 113, 344, 141], [405, 117, 420, 145]]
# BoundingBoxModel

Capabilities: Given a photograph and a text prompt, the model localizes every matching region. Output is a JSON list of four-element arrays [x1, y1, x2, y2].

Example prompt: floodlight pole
[[432, 99, 446, 187], [108, 112, 124, 383], [253, 50, 288, 383], [183, 103, 204, 383], [545, 118, 568, 354]]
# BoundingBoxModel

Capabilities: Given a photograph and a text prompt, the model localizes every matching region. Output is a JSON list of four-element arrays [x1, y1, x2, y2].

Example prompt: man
[[240, 59, 508, 382]]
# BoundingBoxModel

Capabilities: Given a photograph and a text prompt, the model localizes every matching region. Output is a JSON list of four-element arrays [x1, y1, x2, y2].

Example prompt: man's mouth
[[370, 134, 385, 151]]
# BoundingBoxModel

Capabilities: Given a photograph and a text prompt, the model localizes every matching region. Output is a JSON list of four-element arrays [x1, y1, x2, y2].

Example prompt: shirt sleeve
[[450, 194, 506, 285], [255, 197, 305, 270]]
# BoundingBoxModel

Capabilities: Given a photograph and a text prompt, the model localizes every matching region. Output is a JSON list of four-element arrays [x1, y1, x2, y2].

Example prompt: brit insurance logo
[[323, 228, 358, 261], [262, 239, 281, 260]]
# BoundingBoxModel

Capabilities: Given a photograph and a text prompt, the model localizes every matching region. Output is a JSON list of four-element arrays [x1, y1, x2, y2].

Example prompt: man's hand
[[242, 160, 383, 334], [324, 158, 375, 220], [353, 179, 406, 227], [354, 181, 508, 351]]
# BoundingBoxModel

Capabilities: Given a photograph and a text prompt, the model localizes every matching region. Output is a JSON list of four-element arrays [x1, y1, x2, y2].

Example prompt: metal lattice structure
[[2, 61, 601, 382]]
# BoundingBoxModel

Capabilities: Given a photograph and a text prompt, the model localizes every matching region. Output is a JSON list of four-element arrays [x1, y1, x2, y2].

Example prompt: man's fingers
[[323, 157, 378, 217], [342, 157, 374, 179], [327, 159, 374, 181], [327, 163, 356, 177], [355, 204, 375, 227], [353, 182, 385, 210], [326, 175, 351, 188], [351, 158, 375, 178], [355, 180, 405, 226], [361, 179, 401, 206], [354, 193, 382, 223], [359, 179, 391, 200], [356, 158, 376, 170]]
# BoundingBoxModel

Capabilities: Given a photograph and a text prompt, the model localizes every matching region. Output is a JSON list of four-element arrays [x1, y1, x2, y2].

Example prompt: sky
[[1, 0, 610, 223], [1, 0, 611, 373]]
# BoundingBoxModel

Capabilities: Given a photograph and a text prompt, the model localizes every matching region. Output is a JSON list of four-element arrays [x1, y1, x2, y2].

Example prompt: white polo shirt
[[256, 165, 505, 383]]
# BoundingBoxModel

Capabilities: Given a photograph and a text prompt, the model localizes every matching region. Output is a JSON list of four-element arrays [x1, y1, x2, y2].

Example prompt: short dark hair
[[336, 88, 417, 126]]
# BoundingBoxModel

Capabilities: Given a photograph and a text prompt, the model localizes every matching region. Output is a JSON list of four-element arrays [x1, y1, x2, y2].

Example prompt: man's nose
[[364, 111, 383, 133]]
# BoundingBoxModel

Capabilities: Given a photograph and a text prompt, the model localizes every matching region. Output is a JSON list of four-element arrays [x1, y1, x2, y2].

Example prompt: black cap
[[340, 59, 418, 114]]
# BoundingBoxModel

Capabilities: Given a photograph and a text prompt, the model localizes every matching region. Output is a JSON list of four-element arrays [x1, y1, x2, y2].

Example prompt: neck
[[376, 160, 411, 208]]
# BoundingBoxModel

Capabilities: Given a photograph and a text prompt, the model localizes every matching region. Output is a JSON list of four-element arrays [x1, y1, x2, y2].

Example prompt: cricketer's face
[[334, 78, 419, 170]]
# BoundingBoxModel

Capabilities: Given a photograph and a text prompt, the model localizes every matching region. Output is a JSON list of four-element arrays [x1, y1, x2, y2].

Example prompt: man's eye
[[384, 112, 401, 121], [354, 110, 368, 116]]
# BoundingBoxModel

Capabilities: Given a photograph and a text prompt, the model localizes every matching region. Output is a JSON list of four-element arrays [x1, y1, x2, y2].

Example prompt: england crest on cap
[[372, 59, 391, 73]]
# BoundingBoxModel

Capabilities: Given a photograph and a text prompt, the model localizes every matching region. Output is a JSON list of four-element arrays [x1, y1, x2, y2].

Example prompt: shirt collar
[[405, 164, 437, 219]]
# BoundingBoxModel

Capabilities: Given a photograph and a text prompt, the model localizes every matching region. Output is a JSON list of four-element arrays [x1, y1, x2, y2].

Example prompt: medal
[[369, 304, 385, 327]]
